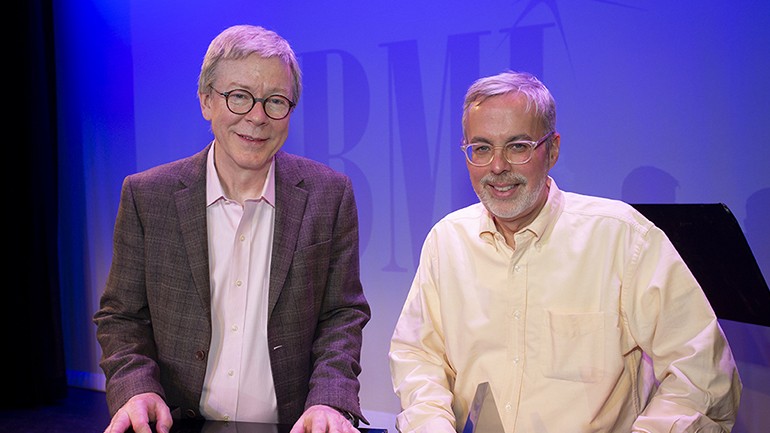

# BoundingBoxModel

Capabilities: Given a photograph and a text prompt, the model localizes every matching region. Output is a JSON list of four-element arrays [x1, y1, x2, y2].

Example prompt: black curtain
[[4, 0, 66, 408]]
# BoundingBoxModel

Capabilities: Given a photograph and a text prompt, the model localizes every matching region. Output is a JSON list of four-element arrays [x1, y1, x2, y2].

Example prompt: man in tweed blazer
[[94, 25, 370, 433]]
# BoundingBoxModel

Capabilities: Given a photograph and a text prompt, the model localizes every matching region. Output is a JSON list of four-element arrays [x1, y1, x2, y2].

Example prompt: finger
[[154, 408, 173, 433], [129, 421, 154, 433], [123, 407, 153, 433], [288, 416, 306, 433], [124, 408, 153, 433], [104, 409, 132, 433]]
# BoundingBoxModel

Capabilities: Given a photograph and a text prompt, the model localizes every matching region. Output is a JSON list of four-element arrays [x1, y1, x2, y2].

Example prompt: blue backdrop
[[54, 1, 770, 431]]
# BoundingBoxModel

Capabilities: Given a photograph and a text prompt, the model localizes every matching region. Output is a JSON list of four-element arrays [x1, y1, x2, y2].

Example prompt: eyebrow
[[224, 82, 291, 97], [467, 133, 532, 144]]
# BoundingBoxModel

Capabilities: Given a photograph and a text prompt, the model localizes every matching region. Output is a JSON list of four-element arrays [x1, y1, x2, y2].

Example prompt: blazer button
[[184, 408, 198, 418], [194, 350, 206, 361]]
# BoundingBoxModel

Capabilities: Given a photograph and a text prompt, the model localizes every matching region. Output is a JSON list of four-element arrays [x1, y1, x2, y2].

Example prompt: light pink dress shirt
[[200, 146, 278, 422]]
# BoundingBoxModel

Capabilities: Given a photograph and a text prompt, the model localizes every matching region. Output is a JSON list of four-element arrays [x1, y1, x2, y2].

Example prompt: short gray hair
[[462, 71, 556, 138], [197, 24, 302, 104]]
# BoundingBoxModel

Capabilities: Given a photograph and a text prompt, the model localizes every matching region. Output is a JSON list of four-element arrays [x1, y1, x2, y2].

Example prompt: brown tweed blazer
[[94, 144, 371, 424]]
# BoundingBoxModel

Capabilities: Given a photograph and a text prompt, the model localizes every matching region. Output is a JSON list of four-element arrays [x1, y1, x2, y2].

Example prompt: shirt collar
[[205, 144, 276, 207]]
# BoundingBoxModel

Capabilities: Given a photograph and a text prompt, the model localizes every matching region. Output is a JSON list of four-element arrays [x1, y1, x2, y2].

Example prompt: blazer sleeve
[[305, 175, 371, 421], [93, 157, 211, 417], [93, 175, 166, 415]]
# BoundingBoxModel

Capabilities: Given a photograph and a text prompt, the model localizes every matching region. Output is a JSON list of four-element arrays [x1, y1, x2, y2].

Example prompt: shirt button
[[235, 280, 243, 287], [513, 310, 521, 320], [513, 357, 520, 364], [505, 402, 512, 412], [239, 235, 245, 242], [231, 324, 238, 332], [227, 369, 234, 377], [223, 415, 230, 421], [514, 265, 520, 272]]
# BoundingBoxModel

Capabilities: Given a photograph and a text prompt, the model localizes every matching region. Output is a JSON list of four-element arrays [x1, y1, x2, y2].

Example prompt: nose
[[244, 101, 268, 123], [489, 147, 511, 173]]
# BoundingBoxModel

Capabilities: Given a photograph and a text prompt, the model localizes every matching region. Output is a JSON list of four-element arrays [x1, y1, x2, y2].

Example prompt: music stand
[[631, 203, 770, 327]]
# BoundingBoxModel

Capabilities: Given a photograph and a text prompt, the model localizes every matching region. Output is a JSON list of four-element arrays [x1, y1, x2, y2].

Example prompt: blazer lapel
[[268, 151, 307, 317], [175, 145, 212, 316]]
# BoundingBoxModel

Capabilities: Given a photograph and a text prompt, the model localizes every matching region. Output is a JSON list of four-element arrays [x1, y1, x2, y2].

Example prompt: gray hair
[[462, 71, 556, 138], [197, 24, 302, 104]]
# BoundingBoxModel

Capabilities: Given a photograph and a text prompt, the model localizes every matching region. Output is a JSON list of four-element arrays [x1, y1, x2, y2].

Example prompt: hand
[[289, 404, 360, 433], [103, 392, 173, 433]]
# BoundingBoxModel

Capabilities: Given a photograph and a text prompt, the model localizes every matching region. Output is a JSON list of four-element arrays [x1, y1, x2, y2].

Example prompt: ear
[[200, 91, 213, 121], [547, 132, 560, 169]]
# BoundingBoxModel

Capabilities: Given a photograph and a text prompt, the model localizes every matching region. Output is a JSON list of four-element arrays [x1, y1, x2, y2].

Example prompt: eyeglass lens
[[464, 142, 535, 165], [224, 89, 293, 119]]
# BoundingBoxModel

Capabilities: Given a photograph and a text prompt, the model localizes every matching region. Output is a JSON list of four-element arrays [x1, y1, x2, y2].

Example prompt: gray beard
[[475, 172, 547, 220]]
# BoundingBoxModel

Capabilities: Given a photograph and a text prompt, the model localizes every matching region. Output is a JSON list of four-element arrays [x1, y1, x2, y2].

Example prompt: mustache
[[480, 172, 527, 186]]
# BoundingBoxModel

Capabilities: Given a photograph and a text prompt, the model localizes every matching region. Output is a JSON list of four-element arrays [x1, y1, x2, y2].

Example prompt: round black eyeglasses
[[210, 85, 295, 120]]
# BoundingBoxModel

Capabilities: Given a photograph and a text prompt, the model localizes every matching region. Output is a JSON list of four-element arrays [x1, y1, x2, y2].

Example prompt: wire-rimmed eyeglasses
[[210, 85, 295, 120], [461, 131, 555, 166]]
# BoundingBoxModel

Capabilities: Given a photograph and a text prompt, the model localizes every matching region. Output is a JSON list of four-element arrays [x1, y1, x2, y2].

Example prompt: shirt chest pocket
[[540, 311, 605, 382]]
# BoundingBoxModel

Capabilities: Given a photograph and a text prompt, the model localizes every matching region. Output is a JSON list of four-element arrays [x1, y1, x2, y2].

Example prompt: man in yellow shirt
[[389, 70, 741, 433]]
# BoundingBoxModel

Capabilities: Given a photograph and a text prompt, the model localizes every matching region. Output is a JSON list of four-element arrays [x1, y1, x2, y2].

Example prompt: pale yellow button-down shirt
[[389, 178, 741, 433]]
